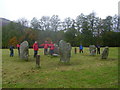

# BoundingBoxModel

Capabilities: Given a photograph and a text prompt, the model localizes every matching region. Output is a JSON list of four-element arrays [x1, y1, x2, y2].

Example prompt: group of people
[[9, 41, 101, 57], [77, 45, 100, 54], [33, 41, 55, 57], [74, 45, 100, 54], [9, 41, 55, 57]]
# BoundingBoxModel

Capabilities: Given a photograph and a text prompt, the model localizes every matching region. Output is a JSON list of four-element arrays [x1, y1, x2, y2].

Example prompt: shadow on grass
[[58, 61, 72, 66], [100, 58, 118, 61]]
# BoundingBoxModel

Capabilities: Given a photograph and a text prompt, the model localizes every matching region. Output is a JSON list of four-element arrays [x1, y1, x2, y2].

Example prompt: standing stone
[[89, 45, 96, 55], [59, 40, 71, 62], [36, 55, 40, 67], [67, 43, 72, 58], [101, 47, 109, 59], [74, 47, 77, 54], [20, 41, 29, 60], [54, 44, 59, 55]]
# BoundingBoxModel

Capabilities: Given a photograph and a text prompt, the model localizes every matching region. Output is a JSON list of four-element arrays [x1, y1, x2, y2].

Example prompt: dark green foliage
[[2, 13, 120, 48], [64, 28, 77, 46], [102, 31, 120, 47]]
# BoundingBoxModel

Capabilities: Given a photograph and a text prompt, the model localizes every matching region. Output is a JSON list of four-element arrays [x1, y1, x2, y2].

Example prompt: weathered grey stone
[[74, 47, 77, 54], [67, 43, 71, 58], [20, 41, 29, 60], [36, 55, 40, 67], [101, 47, 109, 59], [89, 45, 96, 55], [59, 40, 71, 62], [54, 44, 59, 55]]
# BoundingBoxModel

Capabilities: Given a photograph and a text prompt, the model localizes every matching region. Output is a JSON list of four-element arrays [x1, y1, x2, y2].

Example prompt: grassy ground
[[2, 47, 118, 88]]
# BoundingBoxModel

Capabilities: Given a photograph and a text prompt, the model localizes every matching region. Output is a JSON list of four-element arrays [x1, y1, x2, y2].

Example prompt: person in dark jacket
[[96, 45, 100, 54], [33, 41, 39, 57], [10, 45, 14, 57]]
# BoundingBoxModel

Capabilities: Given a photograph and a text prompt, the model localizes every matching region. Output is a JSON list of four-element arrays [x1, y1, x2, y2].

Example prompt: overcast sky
[[0, 0, 119, 21]]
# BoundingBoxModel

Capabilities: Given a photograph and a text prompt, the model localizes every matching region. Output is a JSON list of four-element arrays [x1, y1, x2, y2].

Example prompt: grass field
[[2, 47, 118, 88]]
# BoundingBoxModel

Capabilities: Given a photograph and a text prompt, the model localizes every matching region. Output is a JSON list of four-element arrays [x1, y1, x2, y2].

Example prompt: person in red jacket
[[49, 41, 55, 56], [40, 41, 49, 55], [33, 41, 39, 57], [17, 44, 20, 56]]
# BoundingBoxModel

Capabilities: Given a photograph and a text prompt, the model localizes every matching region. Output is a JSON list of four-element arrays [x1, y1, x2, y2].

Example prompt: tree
[[118, 16, 120, 32], [50, 15, 61, 32], [2, 22, 23, 48], [102, 16, 113, 33], [31, 17, 40, 30], [87, 12, 96, 32], [102, 31, 120, 46], [81, 16, 94, 46], [39, 16, 51, 31], [64, 21, 78, 46], [23, 28, 39, 46], [16, 18, 29, 28], [112, 15, 120, 32], [56, 30, 64, 44], [2, 13, 120, 48], [9, 36, 18, 47], [62, 17, 73, 30]]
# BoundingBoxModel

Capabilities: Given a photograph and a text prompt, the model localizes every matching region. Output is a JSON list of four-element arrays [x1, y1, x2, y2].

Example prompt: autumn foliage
[[9, 36, 18, 47]]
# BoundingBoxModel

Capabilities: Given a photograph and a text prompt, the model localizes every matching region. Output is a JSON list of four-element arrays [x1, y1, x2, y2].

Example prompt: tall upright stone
[[89, 45, 96, 55], [67, 43, 71, 58], [36, 55, 40, 67], [20, 41, 29, 60], [59, 40, 71, 62], [101, 47, 109, 59]]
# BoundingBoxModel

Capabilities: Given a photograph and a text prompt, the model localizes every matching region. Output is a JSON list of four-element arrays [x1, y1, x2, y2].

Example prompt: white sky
[[0, 0, 119, 21]]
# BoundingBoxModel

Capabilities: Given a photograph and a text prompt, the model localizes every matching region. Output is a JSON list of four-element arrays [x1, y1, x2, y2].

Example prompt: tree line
[[2, 12, 120, 48]]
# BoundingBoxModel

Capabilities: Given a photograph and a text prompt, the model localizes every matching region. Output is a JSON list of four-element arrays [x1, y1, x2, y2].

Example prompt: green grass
[[2, 47, 118, 88]]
